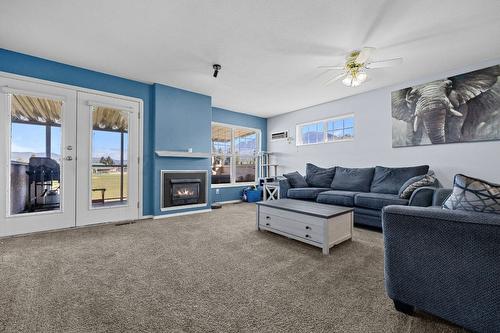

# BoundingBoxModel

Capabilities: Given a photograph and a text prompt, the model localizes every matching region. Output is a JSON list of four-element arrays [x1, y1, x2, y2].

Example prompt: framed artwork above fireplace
[[160, 170, 209, 212]]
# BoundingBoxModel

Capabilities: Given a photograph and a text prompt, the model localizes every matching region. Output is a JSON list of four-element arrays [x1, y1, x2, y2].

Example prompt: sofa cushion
[[305, 163, 336, 188], [283, 171, 308, 188], [354, 192, 408, 210], [331, 167, 375, 192], [316, 190, 360, 207], [287, 187, 330, 200], [370, 165, 429, 194], [443, 174, 500, 214]]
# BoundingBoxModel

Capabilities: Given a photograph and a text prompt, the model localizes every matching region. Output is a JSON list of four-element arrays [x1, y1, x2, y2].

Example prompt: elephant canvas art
[[392, 64, 500, 147]]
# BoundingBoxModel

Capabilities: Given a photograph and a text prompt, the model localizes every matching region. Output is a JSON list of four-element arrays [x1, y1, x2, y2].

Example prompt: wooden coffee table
[[256, 199, 353, 255]]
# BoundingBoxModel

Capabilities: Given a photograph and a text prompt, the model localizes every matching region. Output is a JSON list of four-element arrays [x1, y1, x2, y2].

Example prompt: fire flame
[[176, 189, 194, 196]]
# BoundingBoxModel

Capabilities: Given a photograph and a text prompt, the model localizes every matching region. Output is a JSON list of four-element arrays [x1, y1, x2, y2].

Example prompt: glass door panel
[[91, 107, 129, 208], [9, 94, 63, 215]]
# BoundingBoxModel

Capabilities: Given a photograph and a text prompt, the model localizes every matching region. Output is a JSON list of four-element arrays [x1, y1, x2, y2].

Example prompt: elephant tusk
[[413, 116, 420, 132], [448, 108, 463, 117]]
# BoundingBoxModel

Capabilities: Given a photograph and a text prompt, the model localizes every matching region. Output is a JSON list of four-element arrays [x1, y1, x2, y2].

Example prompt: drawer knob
[[305, 226, 311, 230], [265, 222, 270, 226], [265, 216, 271, 220], [305, 234, 310, 238]]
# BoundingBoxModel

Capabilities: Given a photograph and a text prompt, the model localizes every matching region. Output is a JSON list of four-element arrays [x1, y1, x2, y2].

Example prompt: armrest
[[383, 205, 500, 227], [277, 177, 290, 199], [432, 188, 452, 206], [382, 205, 500, 331], [408, 186, 436, 207]]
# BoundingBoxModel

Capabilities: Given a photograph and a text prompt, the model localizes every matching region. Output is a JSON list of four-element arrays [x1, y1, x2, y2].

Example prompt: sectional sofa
[[382, 188, 500, 332], [278, 164, 438, 228]]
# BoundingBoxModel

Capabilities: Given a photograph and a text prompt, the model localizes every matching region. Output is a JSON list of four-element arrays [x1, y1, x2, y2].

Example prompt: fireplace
[[171, 179, 200, 206], [161, 170, 208, 210]]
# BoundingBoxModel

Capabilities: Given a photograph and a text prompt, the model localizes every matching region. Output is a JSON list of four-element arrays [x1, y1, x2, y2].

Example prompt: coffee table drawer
[[259, 212, 323, 243], [259, 206, 324, 227]]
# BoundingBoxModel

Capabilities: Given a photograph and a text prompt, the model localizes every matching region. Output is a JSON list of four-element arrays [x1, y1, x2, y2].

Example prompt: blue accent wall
[[0, 48, 268, 215], [211, 107, 267, 203], [0, 48, 155, 216], [153, 84, 212, 215]]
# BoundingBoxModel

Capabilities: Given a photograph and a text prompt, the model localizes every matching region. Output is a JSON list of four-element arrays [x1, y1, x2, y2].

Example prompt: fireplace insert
[[170, 179, 200, 206], [162, 171, 207, 209]]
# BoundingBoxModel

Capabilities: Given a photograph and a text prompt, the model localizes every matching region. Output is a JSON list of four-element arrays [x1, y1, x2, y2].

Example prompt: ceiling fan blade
[[366, 57, 403, 68], [355, 47, 376, 64], [317, 65, 345, 70], [325, 72, 346, 85]]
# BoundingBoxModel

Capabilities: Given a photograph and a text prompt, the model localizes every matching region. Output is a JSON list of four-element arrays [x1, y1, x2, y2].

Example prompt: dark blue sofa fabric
[[406, 187, 436, 207], [305, 163, 336, 188], [278, 177, 291, 199], [433, 188, 452, 206], [355, 193, 409, 210], [383, 205, 500, 332], [330, 167, 375, 192], [283, 171, 308, 188], [287, 187, 330, 200], [316, 190, 359, 207], [354, 207, 382, 228], [370, 165, 429, 194]]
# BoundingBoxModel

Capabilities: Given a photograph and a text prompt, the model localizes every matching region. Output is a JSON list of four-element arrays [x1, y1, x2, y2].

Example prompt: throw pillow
[[370, 165, 429, 194], [283, 171, 308, 188], [305, 163, 336, 188], [399, 174, 437, 199], [443, 174, 500, 214], [330, 167, 375, 192]]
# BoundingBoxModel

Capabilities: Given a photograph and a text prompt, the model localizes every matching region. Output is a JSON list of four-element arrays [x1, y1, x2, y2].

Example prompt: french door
[[0, 77, 140, 237], [76, 92, 139, 226]]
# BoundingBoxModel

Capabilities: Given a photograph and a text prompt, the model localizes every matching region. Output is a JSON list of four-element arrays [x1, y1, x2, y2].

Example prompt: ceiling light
[[357, 71, 367, 83], [342, 71, 367, 87], [342, 75, 352, 86]]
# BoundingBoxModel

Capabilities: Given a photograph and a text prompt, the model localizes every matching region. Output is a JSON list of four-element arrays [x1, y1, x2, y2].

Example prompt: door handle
[[64, 156, 73, 161]]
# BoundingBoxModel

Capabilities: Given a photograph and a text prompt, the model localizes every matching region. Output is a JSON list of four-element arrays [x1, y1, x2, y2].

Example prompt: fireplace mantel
[[155, 150, 210, 158]]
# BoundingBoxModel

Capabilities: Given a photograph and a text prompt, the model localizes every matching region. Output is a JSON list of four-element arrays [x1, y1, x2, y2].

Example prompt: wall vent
[[271, 130, 288, 141]]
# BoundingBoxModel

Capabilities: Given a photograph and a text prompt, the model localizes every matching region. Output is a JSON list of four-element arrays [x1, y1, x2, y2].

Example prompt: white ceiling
[[1, 0, 500, 118]]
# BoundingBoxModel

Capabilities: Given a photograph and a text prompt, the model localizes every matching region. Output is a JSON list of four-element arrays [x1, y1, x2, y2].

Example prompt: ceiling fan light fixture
[[342, 75, 353, 86], [351, 78, 362, 87], [321, 46, 402, 87], [357, 71, 367, 83]]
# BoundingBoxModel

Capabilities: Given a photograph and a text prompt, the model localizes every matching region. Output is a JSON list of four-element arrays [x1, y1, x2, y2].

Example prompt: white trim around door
[[0, 71, 145, 220], [0, 72, 145, 237]]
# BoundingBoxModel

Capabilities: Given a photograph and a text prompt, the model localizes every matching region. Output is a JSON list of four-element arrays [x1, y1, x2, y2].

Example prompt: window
[[211, 123, 260, 186], [296, 114, 354, 146]]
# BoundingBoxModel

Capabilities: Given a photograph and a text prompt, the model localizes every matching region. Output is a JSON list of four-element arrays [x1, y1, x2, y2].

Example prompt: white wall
[[268, 58, 500, 187]]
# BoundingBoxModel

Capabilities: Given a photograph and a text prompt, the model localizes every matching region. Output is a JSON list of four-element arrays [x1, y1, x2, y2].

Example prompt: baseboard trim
[[153, 208, 212, 219], [215, 199, 242, 205]]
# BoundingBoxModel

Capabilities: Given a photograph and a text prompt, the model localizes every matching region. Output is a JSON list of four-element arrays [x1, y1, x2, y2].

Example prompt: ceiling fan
[[319, 47, 403, 87]]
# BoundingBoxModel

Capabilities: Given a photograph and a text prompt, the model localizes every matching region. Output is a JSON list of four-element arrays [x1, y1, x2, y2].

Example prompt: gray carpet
[[0, 203, 465, 333]]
